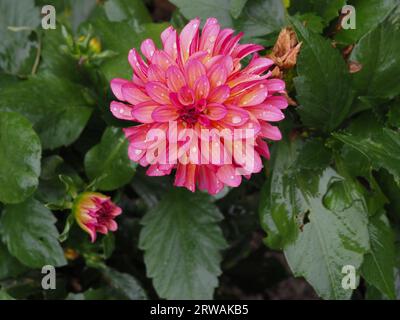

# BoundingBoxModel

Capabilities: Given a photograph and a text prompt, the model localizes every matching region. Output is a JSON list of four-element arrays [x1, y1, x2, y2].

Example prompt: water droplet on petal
[[232, 116, 242, 124]]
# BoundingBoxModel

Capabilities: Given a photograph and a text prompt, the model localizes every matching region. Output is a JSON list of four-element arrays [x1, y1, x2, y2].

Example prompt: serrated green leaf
[[336, 112, 381, 178], [291, 19, 353, 132], [260, 137, 332, 250], [171, 0, 284, 39], [259, 139, 303, 250], [293, 13, 325, 34], [0, 76, 92, 150], [0, 197, 67, 268], [234, 0, 286, 39], [230, 0, 248, 18], [103, 0, 151, 23], [361, 214, 396, 300], [289, 0, 345, 25], [295, 138, 332, 170], [0, 243, 28, 280], [84, 127, 136, 191], [284, 169, 370, 300], [349, 10, 400, 101], [102, 267, 147, 300], [0, 112, 41, 204], [335, 0, 398, 44], [376, 169, 400, 220], [334, 128, 400, 186], [139, 188, 227, 299], [169, 0, 233, 28]]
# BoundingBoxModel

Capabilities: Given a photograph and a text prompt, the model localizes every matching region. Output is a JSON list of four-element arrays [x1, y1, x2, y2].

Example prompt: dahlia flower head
[[110, 18, 288, 195]]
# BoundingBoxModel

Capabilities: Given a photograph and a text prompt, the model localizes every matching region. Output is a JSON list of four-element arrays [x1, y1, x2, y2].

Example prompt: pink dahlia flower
[[73, 192, 122, 242], [110, 18, 287, 195]]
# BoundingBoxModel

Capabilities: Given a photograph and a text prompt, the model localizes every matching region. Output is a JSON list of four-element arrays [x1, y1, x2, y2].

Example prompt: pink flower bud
[[73, 192, 122, 242]]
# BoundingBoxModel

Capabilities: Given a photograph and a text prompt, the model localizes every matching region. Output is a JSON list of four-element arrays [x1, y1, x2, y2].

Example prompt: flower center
[[179, 106, 200, 125], [178, 99, 208, 126]]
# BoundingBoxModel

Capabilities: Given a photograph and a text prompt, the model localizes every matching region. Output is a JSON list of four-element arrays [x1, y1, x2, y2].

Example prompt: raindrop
[[232, 116, 242, 124]]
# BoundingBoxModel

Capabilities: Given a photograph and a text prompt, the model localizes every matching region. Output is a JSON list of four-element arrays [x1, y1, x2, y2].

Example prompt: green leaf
[[260, 137, 332, 250], [171, 0, 285, 38], [38, 26, 81, 81], [86, 17, 168, 81], [295, 138, 332, 170], [284, 169, 370, 299], [102, 267, 147, 300], [139, 188, 227, 299], [291, 18, 353, 132], [349, 11, 400, 100], [361, 214, 396, 299], [102, 234, 115, 259], [84, 127, 136, 191], [335, 0, 398, 44], [0, 76, 92, 149], [230, 0, 248, 19], [234, 0, 286, 39], [36, 156, 84, 208], [103, 0, 151, 23], [0, 243, 28, 280], [376, 169, 400, 220], [289, 0, 345, 25], [334, 128, 400, 185], [169, 0, 233, 28], [69, 0, 97, 31], [335, 112, 381, 178], [259, 139, 302, 250], [0, 112, 41, 204], [0, 0, 40, 74], [388, 101, 400, 129], [0, 290, 14, 300], [365, 283, 386, 300], [0, 197, 67, 268], [131, 170, 171, 208], [293, 13, 325, 34]]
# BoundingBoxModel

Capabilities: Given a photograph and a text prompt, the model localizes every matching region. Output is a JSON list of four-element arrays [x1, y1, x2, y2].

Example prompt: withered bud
[[268, 27, 302, 71]]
